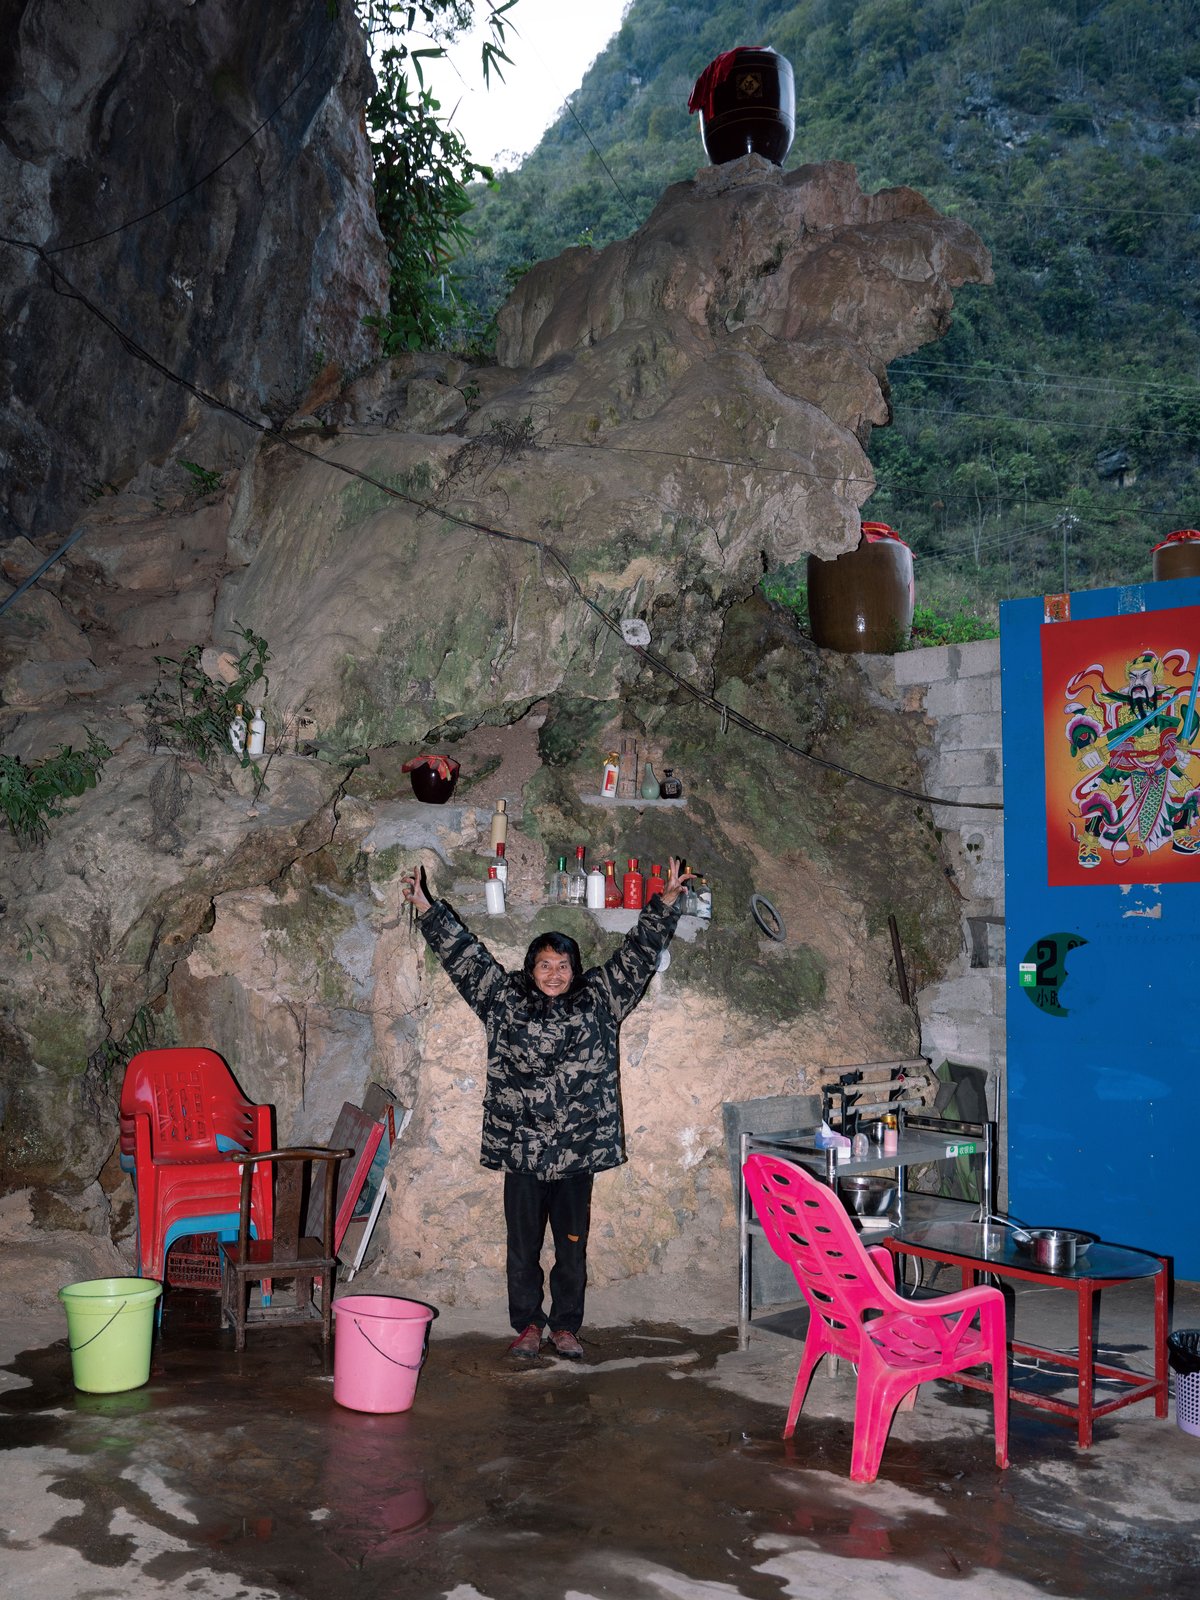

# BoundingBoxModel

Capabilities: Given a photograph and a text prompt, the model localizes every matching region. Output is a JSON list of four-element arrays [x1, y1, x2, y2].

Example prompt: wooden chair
[[220, 1146, 351, 1353]]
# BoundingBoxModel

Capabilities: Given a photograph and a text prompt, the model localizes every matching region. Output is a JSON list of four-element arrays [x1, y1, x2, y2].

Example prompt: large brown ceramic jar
[[1152, 529, 1200, 581], [689, 48, 795, 167], [807, 522, 915, 654]]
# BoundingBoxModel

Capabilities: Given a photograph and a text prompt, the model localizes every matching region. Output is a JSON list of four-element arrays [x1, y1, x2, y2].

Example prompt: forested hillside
[[447, 0, 1200, 620]]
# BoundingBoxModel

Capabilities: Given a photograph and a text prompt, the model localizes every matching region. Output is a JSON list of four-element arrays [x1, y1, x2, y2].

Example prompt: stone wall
[[865, 638, 1007, 1190]]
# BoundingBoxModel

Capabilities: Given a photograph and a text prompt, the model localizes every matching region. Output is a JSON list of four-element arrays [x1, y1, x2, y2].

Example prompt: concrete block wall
[[864, 638, 1007, 1192]]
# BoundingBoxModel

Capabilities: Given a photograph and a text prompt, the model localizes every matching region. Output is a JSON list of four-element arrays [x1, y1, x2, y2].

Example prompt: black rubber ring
[[750, 893, 786, 942]]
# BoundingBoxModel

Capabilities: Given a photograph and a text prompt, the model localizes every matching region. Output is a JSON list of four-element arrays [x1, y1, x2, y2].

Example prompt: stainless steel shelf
[[737, 1113, 995, 1347]]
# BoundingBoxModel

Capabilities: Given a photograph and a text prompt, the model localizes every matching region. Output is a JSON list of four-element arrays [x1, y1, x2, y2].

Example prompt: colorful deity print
[[1042, 607, 1200, 885]]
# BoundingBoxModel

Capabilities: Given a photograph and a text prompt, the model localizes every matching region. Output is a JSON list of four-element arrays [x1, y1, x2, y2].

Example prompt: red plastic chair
[[120, 1048, 273, 1282], [742, 1153, 1009, 1482]]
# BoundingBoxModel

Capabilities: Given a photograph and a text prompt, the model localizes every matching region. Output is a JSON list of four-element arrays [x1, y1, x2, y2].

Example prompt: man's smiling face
[[531, 948, 573, 997]]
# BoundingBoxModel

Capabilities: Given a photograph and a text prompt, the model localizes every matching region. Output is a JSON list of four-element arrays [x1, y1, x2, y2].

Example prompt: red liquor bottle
[[622, 858, 644, 910], [603, 860, 622, 908]]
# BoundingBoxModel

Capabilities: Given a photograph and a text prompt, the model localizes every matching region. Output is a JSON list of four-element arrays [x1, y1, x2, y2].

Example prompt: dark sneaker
[[547, 1329, 584, 1360], [507, 1324, 543, 1358]]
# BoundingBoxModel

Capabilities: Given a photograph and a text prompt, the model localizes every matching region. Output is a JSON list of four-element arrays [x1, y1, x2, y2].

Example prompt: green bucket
[[58, 1277, 162, 1393]]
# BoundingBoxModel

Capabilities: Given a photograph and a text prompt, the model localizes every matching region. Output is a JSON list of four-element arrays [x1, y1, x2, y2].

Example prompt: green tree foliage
[[437, 0, 1200, 618], [356, 1, 517, 352]]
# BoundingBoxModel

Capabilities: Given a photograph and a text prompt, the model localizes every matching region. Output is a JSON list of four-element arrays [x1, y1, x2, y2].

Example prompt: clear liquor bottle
[[551, 855, 569, 905], [566, 845, 587, 904]]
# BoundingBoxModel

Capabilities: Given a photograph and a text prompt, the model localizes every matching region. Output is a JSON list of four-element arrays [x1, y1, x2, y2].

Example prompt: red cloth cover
[[861, 520, 914, 554], [688, 47, 766, 118], [1151, 528, 1200, 551]]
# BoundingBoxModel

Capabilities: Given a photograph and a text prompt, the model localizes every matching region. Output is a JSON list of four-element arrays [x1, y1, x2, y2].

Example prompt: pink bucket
[[332, 1295, 435, 1413]]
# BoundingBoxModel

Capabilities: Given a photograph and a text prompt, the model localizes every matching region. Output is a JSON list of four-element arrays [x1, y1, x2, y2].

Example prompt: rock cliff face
[[0, 27, 991, 1308], [223, 155, 990, 748], [0, 0, 386, 541]]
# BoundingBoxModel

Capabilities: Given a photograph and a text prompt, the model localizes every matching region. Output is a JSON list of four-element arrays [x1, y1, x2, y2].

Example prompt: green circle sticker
[[1018, 933, 1087, 1017]]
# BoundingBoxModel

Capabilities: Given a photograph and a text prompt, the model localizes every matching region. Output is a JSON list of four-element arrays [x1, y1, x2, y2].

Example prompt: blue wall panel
[[1001, 577, 1200, 1280]]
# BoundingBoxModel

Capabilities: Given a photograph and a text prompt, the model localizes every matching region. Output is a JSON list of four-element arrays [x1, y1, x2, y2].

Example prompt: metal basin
[[1020, 1227, 1094, 1270], [836, 1174, 897, 1217]]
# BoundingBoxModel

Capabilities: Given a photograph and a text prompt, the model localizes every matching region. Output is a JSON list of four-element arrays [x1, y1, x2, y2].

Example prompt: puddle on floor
[[1, 1294, 1190, 1600]]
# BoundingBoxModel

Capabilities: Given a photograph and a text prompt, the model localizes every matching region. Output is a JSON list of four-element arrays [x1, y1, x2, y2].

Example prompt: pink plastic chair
[[743, 1153, 1009, 1482]]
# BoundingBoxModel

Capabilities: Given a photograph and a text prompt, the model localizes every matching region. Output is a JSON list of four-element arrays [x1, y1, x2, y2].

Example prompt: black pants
[[503, 1170, 593, 1334]]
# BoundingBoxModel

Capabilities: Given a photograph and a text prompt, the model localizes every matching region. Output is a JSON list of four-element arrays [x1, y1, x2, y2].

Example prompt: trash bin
[[1167, 1329, 1200, 1437]]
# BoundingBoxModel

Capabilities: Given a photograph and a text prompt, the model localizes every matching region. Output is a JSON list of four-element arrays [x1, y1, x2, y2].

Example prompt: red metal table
[[886, 1219, 1169, 1447]]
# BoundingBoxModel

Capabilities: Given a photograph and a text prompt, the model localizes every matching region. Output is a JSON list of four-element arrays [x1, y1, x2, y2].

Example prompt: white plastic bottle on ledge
[[485, 865, 505, 915], [246, 707, 266, 758], [586, 863, 606, 908]]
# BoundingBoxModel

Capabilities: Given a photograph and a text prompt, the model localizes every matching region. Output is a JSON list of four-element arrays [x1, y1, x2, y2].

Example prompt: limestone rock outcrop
[[223, 156, 990, 748], [1, 83, 988, 1305]]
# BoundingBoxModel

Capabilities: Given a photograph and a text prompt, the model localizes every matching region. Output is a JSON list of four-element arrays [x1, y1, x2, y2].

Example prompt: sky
[[417, 0, 630, 170]]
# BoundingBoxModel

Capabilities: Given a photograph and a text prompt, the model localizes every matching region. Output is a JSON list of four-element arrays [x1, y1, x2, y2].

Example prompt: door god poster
[[1042, 606, 1200, 885]]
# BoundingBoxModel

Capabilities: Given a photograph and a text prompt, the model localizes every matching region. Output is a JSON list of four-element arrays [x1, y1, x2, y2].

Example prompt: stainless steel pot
[[1026, 1227, 1091, 1270], [836, 1174, 897, 1217]]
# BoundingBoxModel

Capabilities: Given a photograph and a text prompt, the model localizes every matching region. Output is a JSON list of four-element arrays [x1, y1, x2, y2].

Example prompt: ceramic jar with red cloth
[[688, 47, 795, 167], [807, 522, 916, 654], [402, 753, 460, 803], [1152, 529, 1200, 582]]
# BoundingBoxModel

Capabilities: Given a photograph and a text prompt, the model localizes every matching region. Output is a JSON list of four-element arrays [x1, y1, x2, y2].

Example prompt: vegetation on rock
[[142, 623, 270, 771], [0, 733, 113, 846], [356, 0, 517, 352]]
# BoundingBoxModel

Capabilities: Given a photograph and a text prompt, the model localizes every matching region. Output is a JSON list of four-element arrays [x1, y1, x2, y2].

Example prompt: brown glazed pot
[[807, 525, 915, 654], [696, 48, 795, 166], [1152, 530, 1200, 581], [408, 761, 459, 804]]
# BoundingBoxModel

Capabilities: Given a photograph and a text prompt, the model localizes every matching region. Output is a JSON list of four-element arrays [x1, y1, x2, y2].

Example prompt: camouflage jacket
[[419, 895, 683, 1178]]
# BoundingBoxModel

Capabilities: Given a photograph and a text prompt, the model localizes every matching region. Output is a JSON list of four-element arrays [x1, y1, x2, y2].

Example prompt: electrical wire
[[897, 403, 1197, 439], [897, 359, 1200, 398], [0, 238, 1002, 815]]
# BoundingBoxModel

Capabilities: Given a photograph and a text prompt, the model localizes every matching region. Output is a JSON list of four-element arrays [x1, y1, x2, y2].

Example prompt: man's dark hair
[[523, 931, 584, 989]]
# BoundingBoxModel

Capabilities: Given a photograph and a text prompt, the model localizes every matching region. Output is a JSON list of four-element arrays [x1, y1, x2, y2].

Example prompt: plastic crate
[[165, 1232, 222, 1291]]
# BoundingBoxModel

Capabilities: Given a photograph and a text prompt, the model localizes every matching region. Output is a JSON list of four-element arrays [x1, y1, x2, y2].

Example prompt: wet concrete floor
[[2, 1288, 1198, 1600]]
